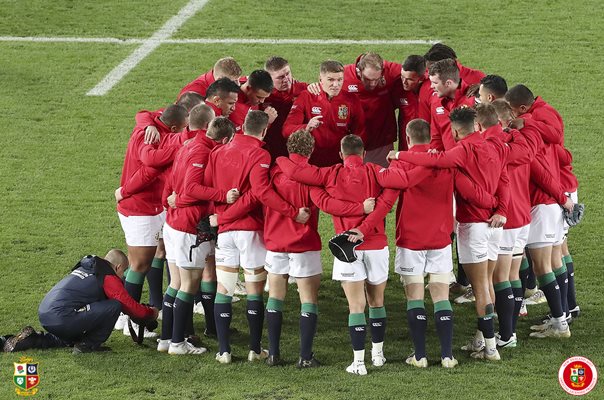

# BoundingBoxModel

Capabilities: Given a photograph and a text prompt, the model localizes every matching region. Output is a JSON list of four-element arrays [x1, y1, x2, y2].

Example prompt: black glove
[[328, 231, 364, 263], [563, 203, 585, 227]]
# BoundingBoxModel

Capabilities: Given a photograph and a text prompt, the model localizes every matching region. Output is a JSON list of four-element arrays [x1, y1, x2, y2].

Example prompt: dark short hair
[[402, 55, 426, 76], [160, 104, 188, 127], [243, 110, 270, 136], [406, 119, 431, 143], [207, 116, 235, 141], [505, 84, 535, 108], [474, 103, 499, 128], [176, 91, 204, 112], [206, 77, 241, 99], [320, 60, 344, 74], [424, 43, 457, 62], [340, 134, 364, 155], [248, 70, 274, 93], [188, 104, 215, 130], [287, 130, 315, 157], [428, 58, 459, 82], [449, 106, 476, 133], [480, 75, 508, 99], [264, 56, 289, 72]]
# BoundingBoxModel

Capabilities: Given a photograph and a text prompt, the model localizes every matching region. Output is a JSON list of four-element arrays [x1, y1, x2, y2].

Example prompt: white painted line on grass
[[0, 36, 439, 46], [86, 0, 210, 96]]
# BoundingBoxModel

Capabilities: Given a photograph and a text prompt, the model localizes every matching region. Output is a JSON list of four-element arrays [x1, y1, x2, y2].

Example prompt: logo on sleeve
[[436, 106, 445, 115], [348, 84, 358, 92], [311, 106, 322, 115], [192, 163, 205, 168], [260, 163, 270, 168], [400, 98, 409, 106]]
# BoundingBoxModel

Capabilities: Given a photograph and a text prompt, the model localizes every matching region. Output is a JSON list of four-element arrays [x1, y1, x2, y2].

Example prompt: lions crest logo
[[14, 356, 40, 396], [338, 105, 348, 120]]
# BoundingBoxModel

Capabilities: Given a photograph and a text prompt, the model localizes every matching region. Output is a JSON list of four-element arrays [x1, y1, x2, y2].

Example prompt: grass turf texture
[[1, 0, 603, 398]]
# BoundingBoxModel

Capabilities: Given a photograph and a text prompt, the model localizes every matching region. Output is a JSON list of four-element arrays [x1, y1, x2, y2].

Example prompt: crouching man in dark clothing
[[4, 249, 158, 354]]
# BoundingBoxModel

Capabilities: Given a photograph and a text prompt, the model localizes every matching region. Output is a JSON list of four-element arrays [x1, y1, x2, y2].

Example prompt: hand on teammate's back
[[144, 126, 161, 144], [226, 189, 240, 204], [295, 207, 311, 224], [363, 198, 375, 214], [307, 82, 321, 96]]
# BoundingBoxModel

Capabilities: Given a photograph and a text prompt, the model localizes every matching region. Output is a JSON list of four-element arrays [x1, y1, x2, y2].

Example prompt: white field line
[[85, 0, 210, 96], [0, 36, 439, 46]]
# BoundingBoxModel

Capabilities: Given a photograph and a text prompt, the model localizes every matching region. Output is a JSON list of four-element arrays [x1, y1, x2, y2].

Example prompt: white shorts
[[499, 224, 530, 255], [265, 251, 322, 278], [395, 245, 453, 275], [163, 223, 213, 269], [118, 211, 165, 247], [527, 204, 564, 248], [363, 143, 393, 168], [332, 246, 389, 285], [215, 230, 266, 270], [457, 222, 503, 264], [563, 190, 578, 233]]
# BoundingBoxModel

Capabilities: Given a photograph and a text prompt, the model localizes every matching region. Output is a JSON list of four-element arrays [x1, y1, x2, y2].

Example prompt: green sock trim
[[215, 293, 232, 304], [125, 269, 144, 285], [520, 257, 529, 271], [301, 303, 318, 315], [486, 313, 497, 319], [510, 280, 522, 289], [564, 255, 573, 264], [494, 281, 512, 292], [348, 313, 366, 326], [200, 281, 217, 293], [124, 267, 130, 276], [537, 272, 556, 287], [151, 258, 165, 269], [176, 291, 194, 303], [369, 306, 386, 319], [266, 297, 283, 311], [166, 286, 178, 298], [434, 300, 452, 313], [553, 265, 567, 276], [407, 300, 425, 311], [247, 294, 263, 302]]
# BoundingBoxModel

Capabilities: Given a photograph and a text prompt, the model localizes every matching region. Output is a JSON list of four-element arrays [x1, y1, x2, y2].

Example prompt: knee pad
[[429, 273, 450, 284], [401, 274, 424, 286], [216, 269, 238, 297], [244, 270, 268, 282]]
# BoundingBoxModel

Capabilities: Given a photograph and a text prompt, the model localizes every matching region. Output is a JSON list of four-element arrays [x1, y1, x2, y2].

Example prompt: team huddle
[[113, 43, 582, 374]]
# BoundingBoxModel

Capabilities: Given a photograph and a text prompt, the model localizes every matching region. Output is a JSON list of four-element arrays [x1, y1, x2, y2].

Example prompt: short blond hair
[[214, 57, 242, 79]]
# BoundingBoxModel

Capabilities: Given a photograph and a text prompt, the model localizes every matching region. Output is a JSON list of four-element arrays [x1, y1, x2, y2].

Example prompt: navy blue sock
[[407, 301, 427, 359], [200, 281, 217, 335], [214, 293, 233, 354], [434, 301, 453, 359], [369, 307, 386, 344], [160, 287, 177, 340], [300, 303, 318, 360], [172, 291, 194, 344], [554, 266, 569, 317], [147, 258, 165, 309], [565, 257, 577, 310], [348, 313, 366, 351], [539, 273, 563, 318], [511, 281, 523, 333], [494, 282, 514, 341], [266, 298, 283, 357], [247, 295, 264, 353], [477, 314, 495, 340]]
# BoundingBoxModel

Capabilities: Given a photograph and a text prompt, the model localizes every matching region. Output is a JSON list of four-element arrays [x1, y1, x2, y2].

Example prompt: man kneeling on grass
[[3, 249, 158, 354]]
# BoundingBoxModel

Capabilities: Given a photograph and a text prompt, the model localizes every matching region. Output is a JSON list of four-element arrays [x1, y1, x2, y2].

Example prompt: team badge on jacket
[[338, 105, 349, 120]]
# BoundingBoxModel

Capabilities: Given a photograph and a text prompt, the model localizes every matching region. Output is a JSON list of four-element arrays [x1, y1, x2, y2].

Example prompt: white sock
[[485, 337, 496, 352], [555, 316, 568, 330], [372, 342, 383, 354], [353, 349, 365, 363]]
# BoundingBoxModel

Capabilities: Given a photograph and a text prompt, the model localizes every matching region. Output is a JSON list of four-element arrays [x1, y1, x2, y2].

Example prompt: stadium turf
[[1, 1, 603, 398]]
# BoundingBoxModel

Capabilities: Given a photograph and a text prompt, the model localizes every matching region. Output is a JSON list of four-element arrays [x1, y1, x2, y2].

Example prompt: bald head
[[104, 249, 128, 271]]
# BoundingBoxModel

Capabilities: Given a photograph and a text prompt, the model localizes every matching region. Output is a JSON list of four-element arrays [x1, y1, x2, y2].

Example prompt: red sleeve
[[134, 110, 156, 130], [429, 111, 445, 151], [556, 144, 573, 166], [375, 165, 433, 189], [396, 146, 467, 168], [249, 153, 298, 219], [182, 156, 227, 204], [493, 167, 510, 217], [529, 117, 563, 145], [357, 187, 398, 237], [283, 94, 309, 137], [504, 128, 533, 166], [217, 191, 260, 225], [140, 143, 180, 168], [275, 157, 332, 186], [530, 160, 567, 205], [454, 170, 497, 209], [103, 275, 155, 320], [309, 187, 365, 216]]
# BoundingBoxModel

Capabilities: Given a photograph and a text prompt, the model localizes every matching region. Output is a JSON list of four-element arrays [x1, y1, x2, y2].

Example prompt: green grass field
[[1, 0, 603, 398]]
